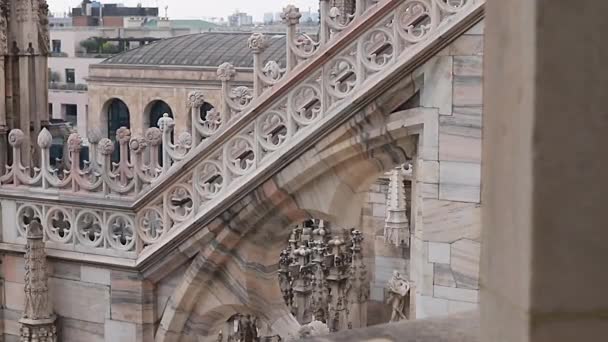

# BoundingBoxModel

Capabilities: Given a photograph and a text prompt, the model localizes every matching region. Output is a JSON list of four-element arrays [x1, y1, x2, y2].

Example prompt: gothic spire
[[384, 166, 410, 248]]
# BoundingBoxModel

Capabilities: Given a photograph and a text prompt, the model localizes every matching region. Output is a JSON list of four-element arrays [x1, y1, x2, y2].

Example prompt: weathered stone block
[[434, 263, 457, 288], [50, 261, 81, 281], [439, 184, 481, 203], [439, 162, 481, 202], [448, 300, 478, 315], [451, 239, 481, 290], [4, 281, 24, 311], [59, 317, 104, 342], [419, 160, 440, 184], [466, 20, 484, 35], [421, 56, 453, 115], [81, 266, 111, 285], [434, 285, 478, 303], [449, 35, 484, 56], [453, 75, 482, 108], [2, 255, 25, 283], [428, 242, 451, 264], [439, 114, 482, 163], [49, 278, 110, 324], [454, 56, 483, 77], [110, 270, 154, 324], [422, 199, 481, 243], [371, 203, 386, 218], [415, 294, 449, 319], [105, 319, 137, 341], [419, 182, 439, 199]]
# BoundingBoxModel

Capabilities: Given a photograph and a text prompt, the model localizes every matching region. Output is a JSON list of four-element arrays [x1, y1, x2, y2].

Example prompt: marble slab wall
[[412, 19, 484, 318], [0, 254, 155, 342]]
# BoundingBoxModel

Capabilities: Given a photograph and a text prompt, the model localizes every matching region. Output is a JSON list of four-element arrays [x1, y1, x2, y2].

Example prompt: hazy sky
[[48, 0, 320, 21]]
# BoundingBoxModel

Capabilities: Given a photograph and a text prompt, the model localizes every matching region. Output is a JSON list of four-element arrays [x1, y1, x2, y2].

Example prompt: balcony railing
[[49, 51, 69, 57], [0, 0, 485, 260], [48, 82, 88, 91], [75, 52, 117, 59]]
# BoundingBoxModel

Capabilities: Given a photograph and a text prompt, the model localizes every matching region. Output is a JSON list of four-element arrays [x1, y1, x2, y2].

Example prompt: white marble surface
[[428, 242, 451, 264]]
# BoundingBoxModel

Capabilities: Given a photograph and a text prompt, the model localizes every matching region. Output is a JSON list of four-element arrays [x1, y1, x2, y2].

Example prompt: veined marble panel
[[49, 277, 110, 324], [415, 294, 449, 319], [449, 35, 484, 56], [105, 319, 137, 341], [439, 161, 481, 202], [454, 56, 483, 77], [60, 317, 105, 342], [4, 281, 24, 311], [434, 263, 457, 288], [421, 56, 453, 115], [81, 265, 111, 285], [428, 242, 451, 264], [439, 114, 482, 163], [451, 239, 481, 289], [434, 285, 478, 303], [422, 199, 481, 243]]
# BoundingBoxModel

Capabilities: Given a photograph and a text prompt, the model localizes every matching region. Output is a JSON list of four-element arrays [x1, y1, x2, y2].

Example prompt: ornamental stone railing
[[0, 0, 484, 260]]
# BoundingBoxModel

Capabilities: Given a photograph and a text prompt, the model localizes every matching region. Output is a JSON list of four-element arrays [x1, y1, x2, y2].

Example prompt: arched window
[[107, 98, 130, 139], [106, 99, 130, 161], [148, 100, 173, 129]]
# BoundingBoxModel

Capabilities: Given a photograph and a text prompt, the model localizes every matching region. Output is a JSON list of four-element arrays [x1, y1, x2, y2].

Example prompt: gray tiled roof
[[102, 32, 286, 68]]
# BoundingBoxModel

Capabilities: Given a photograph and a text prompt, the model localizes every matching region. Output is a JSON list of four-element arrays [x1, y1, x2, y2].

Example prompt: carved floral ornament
[[0, 0, 477, 255], [247, 33, 269, 53]]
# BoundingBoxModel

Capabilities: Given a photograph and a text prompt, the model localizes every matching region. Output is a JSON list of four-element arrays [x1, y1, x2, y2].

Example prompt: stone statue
[[386, 271, 410, 322]]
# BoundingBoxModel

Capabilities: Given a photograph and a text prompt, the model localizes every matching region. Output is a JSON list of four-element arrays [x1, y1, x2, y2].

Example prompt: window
[[63, 104, 78, 127], [52, 40, 62, 53], [48, 103, 53, 117], [65, 68, 75, 84]]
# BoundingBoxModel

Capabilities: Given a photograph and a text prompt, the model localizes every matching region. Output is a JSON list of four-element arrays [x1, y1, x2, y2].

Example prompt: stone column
[[19, 220, 57, 341], [482, 1, 608, 341]]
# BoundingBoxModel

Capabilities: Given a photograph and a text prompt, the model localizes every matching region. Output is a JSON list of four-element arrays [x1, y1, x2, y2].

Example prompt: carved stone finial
[[26, 219, 43, 239], [187, 91, 205, 109], [88, 128, 103, 144], [129, 136, 147, 154], [177, 132, 193, 147], [37, 128, 52, 149], [281, 5, 302, 25], [67, 133, 82, 152], [145, 127, 162, 146], [157, 114, 175, 133], [8, 129, 25, 147], [248, 33, 269, 53], [99, 138, 115, 156], [384, 166, 410, 248], [116, 127, 132, 145], [20, 219, 57, 342], [217, 62, 236, 82]]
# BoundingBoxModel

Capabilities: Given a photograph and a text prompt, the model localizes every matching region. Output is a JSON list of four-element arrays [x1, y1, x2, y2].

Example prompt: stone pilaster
[[19, 220, 57, 342]]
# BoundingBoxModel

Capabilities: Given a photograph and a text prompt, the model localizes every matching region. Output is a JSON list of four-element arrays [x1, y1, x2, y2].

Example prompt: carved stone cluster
[[279, 220, 369, 332]]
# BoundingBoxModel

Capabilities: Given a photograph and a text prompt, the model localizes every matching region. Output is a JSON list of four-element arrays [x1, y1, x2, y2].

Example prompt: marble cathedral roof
[[101, 32, 287, 68]]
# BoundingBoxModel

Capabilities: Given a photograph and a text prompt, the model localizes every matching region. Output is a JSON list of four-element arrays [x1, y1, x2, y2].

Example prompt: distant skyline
[[47, 0, 320, 21]]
